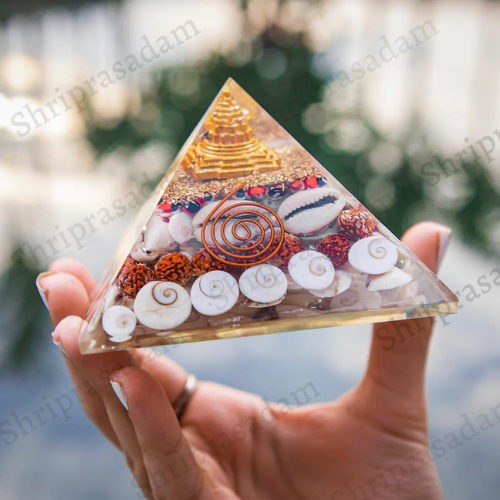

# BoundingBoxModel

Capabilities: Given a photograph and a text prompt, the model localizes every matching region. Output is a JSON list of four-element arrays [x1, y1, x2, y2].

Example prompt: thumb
[[361, 222, 452, 404]]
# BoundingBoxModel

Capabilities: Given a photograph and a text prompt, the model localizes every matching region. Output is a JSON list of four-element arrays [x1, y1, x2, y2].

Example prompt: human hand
[[37, 221, 450, 499]]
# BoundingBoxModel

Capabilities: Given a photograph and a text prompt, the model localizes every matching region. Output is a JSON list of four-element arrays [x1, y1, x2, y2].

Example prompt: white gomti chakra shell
[[310, 270, 352, 298], [169, 212, 193, 244], [348, 236, 398, 275], [134, 281, 191, 330], [367, 267, 412, 291], [288, 250, 335, 290], [102, 305, 136, 343], [191, 271, 239, 316], [239, 264, 287, 303]]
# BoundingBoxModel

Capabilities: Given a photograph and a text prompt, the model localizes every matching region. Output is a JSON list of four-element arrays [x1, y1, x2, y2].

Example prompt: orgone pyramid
[[79, 78, 458, 354]]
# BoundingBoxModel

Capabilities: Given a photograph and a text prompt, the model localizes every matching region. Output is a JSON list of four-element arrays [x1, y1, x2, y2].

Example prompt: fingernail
[[36, 272, 54, 310], [52, 331, 69, 357], [110, 378, 128, 411], [437, 226, 452, 269]]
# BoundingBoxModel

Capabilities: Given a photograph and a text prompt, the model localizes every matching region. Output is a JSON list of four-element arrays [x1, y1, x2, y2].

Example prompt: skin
[[40, 221, 448, 500]]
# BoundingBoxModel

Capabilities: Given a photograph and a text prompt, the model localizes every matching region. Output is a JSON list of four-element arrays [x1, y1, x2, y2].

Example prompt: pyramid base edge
[[79, 300, 458, 354]]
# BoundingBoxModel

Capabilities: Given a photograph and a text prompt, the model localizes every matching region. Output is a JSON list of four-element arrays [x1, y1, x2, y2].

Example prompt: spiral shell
[[288, 250, 335, 290], [201, 183, 285, 266], [348, 236, 398, 275], [102, 305, 136, 343], [310, 270, 352, 298], [239, 264, 287, 303], [191, 270, 239, 316], [134, 281, 191, 330]]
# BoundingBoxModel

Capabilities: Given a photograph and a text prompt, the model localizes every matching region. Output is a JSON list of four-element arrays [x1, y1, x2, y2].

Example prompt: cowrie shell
[[277, 188, 346, 235]]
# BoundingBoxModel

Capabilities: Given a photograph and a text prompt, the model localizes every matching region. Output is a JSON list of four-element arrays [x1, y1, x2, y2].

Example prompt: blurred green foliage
[[0, 247, 48, 372]]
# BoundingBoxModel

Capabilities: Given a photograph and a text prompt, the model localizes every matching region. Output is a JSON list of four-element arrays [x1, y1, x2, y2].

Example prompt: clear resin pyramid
[[79, 78, 458, 354]]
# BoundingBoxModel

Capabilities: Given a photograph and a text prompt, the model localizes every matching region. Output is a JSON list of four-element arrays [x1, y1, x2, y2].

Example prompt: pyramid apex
[[223, 76, 237, 87], [182, 79, 280, 181], [219, 77, 244, 95]]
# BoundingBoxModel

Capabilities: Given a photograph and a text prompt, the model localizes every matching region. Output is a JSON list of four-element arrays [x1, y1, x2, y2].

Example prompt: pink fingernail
[[437, 226, 452, 269], [110, 377, 128, 411], [52, 331, 69, 357], [36, 272, 54, 310]]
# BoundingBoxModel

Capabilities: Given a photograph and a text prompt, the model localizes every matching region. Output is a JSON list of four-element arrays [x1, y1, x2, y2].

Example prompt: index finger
[[49, 258, 95, 295]]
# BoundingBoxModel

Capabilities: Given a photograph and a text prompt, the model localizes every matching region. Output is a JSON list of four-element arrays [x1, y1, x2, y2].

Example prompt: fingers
[[56, 315, 153, 497], [37, 258, 95, 326], [129, 349, 190, 405], [37, 272, 89, 326], [40, 262, 115, 445], [42, 260, 201, 498], [363, 222, 451, 403], [49, 258, 95, 296], [112, 367, 210, 500], [56, 316, 143, 441], [53, 317, 121, 448]]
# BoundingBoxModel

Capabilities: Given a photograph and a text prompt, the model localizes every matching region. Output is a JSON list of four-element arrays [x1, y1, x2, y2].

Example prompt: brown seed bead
[[273, 233, 304, 266], [192, 248, 229, 276], [155, 252, 193, 285], [119, 256, 136, 275], [316, 235, 350, 267], [118, 260, 154, 298], [232, 241, 266, 266], [336, 209, 374, 240]]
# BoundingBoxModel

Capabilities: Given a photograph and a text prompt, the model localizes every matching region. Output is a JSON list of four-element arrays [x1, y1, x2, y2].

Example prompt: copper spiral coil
[[201, 183, 285, 266]]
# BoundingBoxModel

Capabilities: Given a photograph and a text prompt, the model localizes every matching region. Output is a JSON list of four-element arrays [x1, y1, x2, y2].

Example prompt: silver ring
[[173, 374, 197, 421]]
